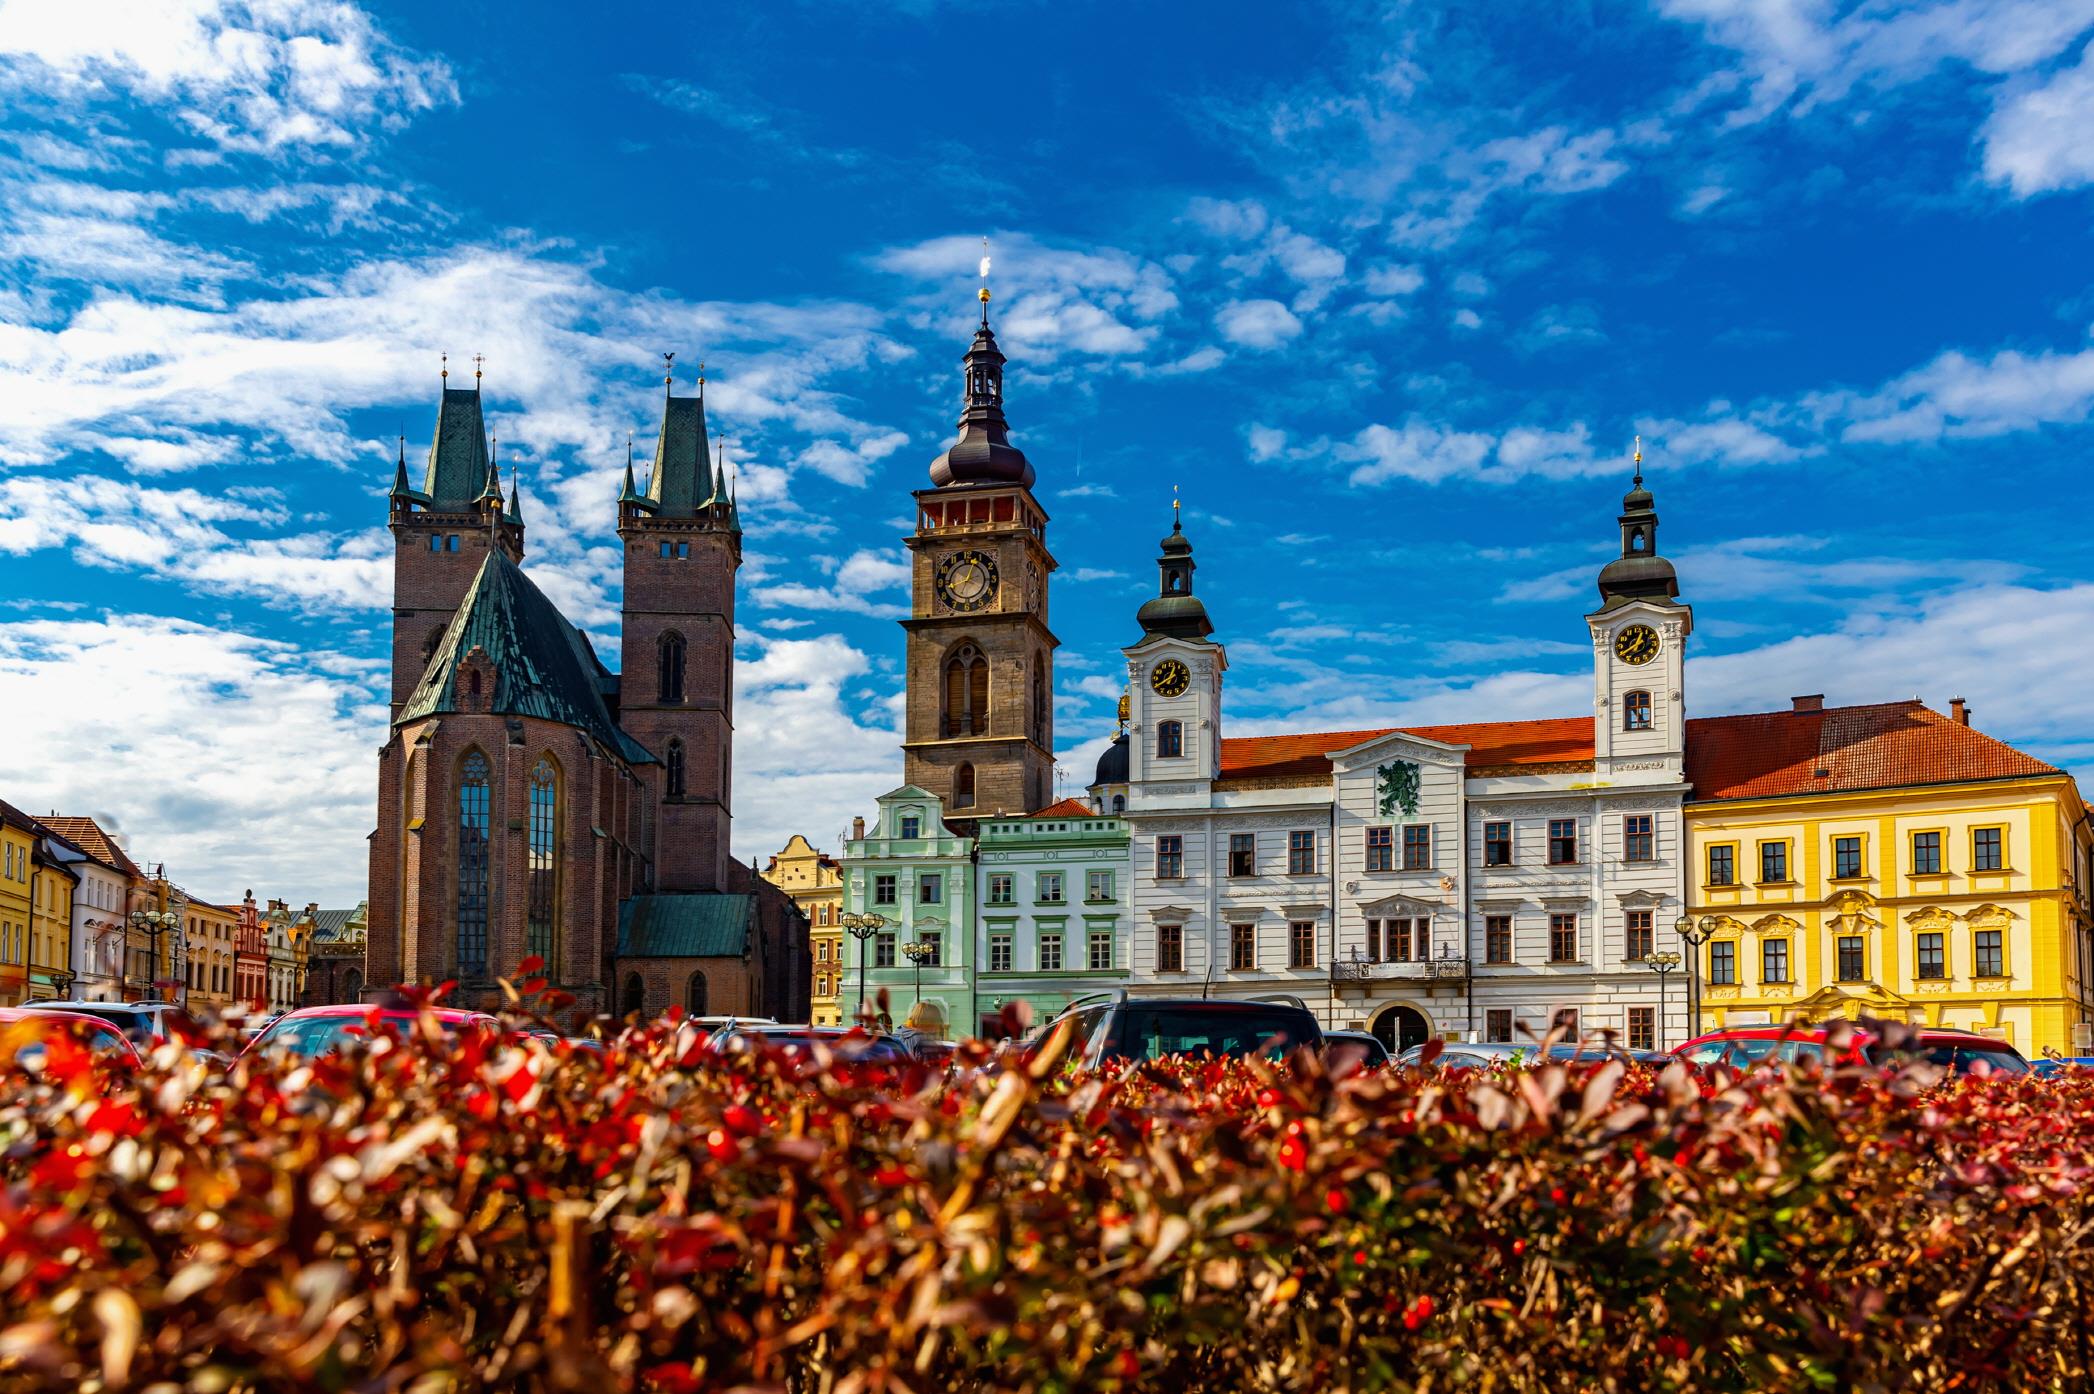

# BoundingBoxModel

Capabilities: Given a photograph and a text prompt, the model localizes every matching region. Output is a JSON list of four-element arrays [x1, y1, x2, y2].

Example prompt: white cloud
[[731, 630, 903, 860], [0, 0, 457, 152], [1982, 40, 2094, 194], [873, 232, 1177, 362], [1214, 298, 1303, 350], [1362, 262, 1425, 297], [0, 612, 385, 903], [1343, 419, 1494, 485], [748, 547, 909, 617], [1816, 338, 2094, 442], [0, 473, 387, 609]]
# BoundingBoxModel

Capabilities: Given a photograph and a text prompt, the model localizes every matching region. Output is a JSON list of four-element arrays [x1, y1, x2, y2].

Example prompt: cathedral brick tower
[[902, 290, 1058, 831], [617, 363, 742, 892], [386, 360, 523, 722]]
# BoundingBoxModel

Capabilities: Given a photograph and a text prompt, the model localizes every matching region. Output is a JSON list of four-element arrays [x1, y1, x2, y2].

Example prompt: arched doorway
[[1371, 1003, 1431, 1056], [622, 972, 645, 1019], [685, 971, 708, 1016]]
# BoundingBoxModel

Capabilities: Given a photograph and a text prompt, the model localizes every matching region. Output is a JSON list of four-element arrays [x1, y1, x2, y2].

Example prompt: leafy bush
[[3, 1001, 2092, 1393]]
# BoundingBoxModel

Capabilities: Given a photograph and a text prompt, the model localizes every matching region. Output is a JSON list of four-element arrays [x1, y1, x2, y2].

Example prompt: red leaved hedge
[[3, 1004, 2094, 1393]]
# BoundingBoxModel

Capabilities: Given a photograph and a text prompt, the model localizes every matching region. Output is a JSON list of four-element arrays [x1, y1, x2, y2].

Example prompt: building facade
[[1108, 473, 1698, 1052], [1683, 698, 2094, 1057], [25, 828, 78, 1003], [364, 366, 803, 1023], [182, 897, 239, 1011], [0, 802, 34, 1006], [301, 903, 369, 1006], [762, 836, 845, 1025], [976, 800, 1130, 1031], [839, 788, 975, 1036], [43, 817, 147, 1002]]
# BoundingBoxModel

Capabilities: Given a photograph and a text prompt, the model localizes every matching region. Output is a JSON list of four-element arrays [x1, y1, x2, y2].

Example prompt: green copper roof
[[645, 394, 712, 516], [617, 893, 753, 958], [399, 550, 654, 764], [423, 387, 492, 507]]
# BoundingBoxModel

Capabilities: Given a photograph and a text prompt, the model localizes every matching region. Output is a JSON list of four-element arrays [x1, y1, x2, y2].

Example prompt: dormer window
[[899, 812, 922, 840]]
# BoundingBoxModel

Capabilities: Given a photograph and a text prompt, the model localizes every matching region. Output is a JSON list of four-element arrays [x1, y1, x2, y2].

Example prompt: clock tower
[[900, 291, 1058, 829], [1586, 446, 1691, 779]]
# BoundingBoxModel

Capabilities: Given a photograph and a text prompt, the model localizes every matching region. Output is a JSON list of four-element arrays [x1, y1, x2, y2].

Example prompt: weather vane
[[978, 236, 992, 322], [663, 351, 676, 389]]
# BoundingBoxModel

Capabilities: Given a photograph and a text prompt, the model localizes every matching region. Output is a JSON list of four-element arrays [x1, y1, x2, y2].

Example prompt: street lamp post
[[841, 912, 887, 1022], [901, 939, 934, 1011], [1646, 950, 1682, 1050], [1675, 916, 1716, 1040], [127, 909, 180, 1002]]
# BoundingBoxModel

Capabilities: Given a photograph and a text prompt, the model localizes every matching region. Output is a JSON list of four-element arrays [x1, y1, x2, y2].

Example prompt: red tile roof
[[1029, 797, 1097, 819], [1219, 716, 1597, 781], [37, 816, 143, 877], [1686, 700, 2059, 802]]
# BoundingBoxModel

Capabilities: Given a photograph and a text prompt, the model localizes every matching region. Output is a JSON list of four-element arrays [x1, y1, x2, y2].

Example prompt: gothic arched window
[[659, 631, 687, 704], [1623, 690, 1653, 732], [457, 749, 491, 977], [345, 967, 364, 1002], [622, 972, 645, 1018], [944, 643, 988, 737], [954, 762, 976, 809], [685, 971, 708, 1016], [526, 757, 560, 967], [1157, 720, 1184, 759], [666, 740, 686, 799]]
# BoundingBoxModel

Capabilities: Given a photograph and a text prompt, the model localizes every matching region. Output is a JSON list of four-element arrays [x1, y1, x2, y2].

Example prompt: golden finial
[[440, 351, 448, 381], [662, 350, 676, 389], [697, 359, 706, 395], [473, 353, 484, 385], [1632, 434, 1644, 484], [978, 236, 992, 322]]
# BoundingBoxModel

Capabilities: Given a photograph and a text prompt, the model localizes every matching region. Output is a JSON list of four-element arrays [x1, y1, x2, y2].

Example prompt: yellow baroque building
[[1684, 697, 2094, 1057], [761, 834, 845, 1025]]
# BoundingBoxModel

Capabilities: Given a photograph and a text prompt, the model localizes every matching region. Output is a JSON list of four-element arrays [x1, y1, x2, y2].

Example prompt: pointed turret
[[389, 434, 415, 503], [1595, 437, 1679, 608], [422, 365, 492, 508], [618, 433, 644, 505], [927, 289, 1034, 488], [506, 466, 522, 524], [476, 452, 503, 507], [645, 362, 713, 516], [1136, 497, 1213, 640]]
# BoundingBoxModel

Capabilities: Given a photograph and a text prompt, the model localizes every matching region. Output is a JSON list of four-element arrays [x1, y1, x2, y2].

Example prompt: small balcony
[[1332, 949, 1471, 983]]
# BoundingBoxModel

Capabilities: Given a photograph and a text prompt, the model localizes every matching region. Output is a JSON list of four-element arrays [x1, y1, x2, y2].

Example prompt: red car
[[0, 1006, 143, 1073], [240, 1004, 500, 1059], [1674, 1023, 2029, 1076]]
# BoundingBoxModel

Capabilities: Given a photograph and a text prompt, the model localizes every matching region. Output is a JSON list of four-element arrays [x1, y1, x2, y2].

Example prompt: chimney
[[1791, 694, 1824, 713], [1950, 697, 1969, 726], [851, 816, 865, 840]]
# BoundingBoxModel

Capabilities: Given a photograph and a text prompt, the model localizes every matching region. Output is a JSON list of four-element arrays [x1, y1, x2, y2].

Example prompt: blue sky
[[4, 0, 2094, 904]]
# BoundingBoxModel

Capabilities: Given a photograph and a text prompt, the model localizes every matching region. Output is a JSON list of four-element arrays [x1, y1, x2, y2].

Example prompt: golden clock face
[[935, 549, 998, 613], [1614, 624, 1660, 666], [1150, 658, 1191, 697]]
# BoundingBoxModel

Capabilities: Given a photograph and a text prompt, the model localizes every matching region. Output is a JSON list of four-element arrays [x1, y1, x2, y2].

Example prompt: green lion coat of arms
[[1376, 760, 1421, 818]]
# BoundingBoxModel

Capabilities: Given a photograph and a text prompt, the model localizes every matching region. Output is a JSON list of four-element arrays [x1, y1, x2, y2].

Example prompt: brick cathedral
[[362, 363, 804, 1022]]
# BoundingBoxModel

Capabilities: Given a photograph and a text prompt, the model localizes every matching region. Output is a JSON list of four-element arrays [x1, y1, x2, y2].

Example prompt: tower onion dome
[[1136, 508, 1214, 640], [1596, 453, 1679, 605], [1093, 729, 1130, 785], [927, 295, 1035, 488]]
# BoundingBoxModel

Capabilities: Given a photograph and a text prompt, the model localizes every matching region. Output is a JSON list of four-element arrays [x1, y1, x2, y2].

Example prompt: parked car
[[2033, 1056, 2094, 1079], [1673, 1023, 2029, 1076], [1396, 1039, 1658, 1071], [0, 1006, 143, 1073], [1038, 994, 1325, 1069], [702, 1023, 917, 1064], [1323, 1030, 1391, 1073], [34, 999, 200, 1050], [240, 1004, 500, 1059]]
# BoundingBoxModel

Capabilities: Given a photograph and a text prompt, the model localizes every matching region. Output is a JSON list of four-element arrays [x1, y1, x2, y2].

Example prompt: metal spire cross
[[1632, 434, 1644, 484], [978, 235, 992, 325], [473, 353, 484, 385]]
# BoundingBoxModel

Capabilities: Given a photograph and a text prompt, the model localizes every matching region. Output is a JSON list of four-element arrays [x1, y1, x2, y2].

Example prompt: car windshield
[[257, 1013, 472, 1058], [1681, 1037, 1786, 1067], [3, 1016, 133, 1067], [722, 1030, 908, 1060], [1105, 1008, 1313, 1062], [46, 1005, 185, 1043]]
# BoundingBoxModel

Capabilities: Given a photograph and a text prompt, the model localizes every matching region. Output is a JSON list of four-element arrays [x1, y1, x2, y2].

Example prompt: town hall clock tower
[[901, 290, 1058, 830]]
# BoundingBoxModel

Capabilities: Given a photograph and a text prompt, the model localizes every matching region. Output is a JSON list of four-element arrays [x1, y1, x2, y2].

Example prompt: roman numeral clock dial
[[935, 549, 998, 613]]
